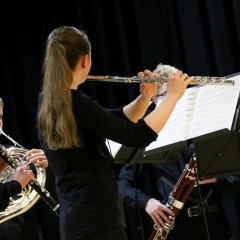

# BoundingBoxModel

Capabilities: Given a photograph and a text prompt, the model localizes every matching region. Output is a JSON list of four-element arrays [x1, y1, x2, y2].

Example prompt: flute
[[86, 75, 234, 85]]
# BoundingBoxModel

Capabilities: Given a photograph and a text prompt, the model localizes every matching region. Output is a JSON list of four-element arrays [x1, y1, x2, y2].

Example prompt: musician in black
[[0, 98, 36, 210], [0, 97, 50, 240], [36, 26, 193, 240], [118, 144, 240, 240]]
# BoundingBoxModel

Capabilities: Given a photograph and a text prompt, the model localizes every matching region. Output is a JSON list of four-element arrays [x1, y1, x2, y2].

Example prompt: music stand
[[142, 93, 240, 180], [106, 140, 186, 164], [129, 145, 185, 164], [194, 129, 240, 180], [194, 91, 240, 180]]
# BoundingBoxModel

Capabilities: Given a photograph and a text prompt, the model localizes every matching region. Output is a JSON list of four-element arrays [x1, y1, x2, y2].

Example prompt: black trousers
[[87, 228, 128, 240]]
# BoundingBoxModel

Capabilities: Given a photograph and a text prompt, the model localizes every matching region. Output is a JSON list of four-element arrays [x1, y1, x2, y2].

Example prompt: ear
[[80, 54, 90, 69]]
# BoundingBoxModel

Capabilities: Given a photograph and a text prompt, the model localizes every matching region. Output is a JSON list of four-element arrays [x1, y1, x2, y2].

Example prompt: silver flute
[[86, 75, 234, 85]]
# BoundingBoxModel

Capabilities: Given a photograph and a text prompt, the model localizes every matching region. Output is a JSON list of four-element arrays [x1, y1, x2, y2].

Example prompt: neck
[[70, 82, 79, 90]]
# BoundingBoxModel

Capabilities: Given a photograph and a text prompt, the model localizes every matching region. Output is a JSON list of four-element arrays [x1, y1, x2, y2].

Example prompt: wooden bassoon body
[[148, 158, 196, 240]]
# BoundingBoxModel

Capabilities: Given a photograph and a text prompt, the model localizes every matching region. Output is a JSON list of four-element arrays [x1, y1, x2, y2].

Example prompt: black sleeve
[[118, 164, 151, 209], [0, 181, 22, 211], [73, 92, 158, 148], [106, 106, 130, 121]]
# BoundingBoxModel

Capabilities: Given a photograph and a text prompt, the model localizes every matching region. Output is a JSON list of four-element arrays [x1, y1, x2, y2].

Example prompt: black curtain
[[0, 0, 240, 239], [1, 0, 240, 147]]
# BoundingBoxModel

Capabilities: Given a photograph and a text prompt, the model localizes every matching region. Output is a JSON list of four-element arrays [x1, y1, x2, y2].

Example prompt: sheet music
[[146, 74, 240, 151], [189, 82, 240, 139], [145, 87, 199, 150]]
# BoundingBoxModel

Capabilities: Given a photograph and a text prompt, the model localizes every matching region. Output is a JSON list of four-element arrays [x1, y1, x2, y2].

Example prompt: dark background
[[1, 0, 240, 148], [0, 0, 240, 239]]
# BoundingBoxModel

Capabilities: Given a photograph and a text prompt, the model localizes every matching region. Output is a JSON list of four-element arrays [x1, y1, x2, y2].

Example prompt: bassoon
[[148, 158, 196, 240]]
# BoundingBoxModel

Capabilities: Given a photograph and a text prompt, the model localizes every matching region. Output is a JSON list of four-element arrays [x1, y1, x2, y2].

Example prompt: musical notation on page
[[145, 74, 240, 152]]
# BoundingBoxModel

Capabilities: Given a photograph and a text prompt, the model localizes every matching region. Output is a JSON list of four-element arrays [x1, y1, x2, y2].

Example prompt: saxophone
[[0, 130, 60, 223], [148, 158, 196, 240]]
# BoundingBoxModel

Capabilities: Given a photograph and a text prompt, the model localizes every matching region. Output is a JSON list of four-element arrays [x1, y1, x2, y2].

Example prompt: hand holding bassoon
[[145, 198, 175, 229], [187, 168, 217, 184]]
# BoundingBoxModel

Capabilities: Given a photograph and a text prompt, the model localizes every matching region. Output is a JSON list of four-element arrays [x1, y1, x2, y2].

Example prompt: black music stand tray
[[194, 128, 240, 180], [111, 145, 167, 164], [110, 144, 185, 164]]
